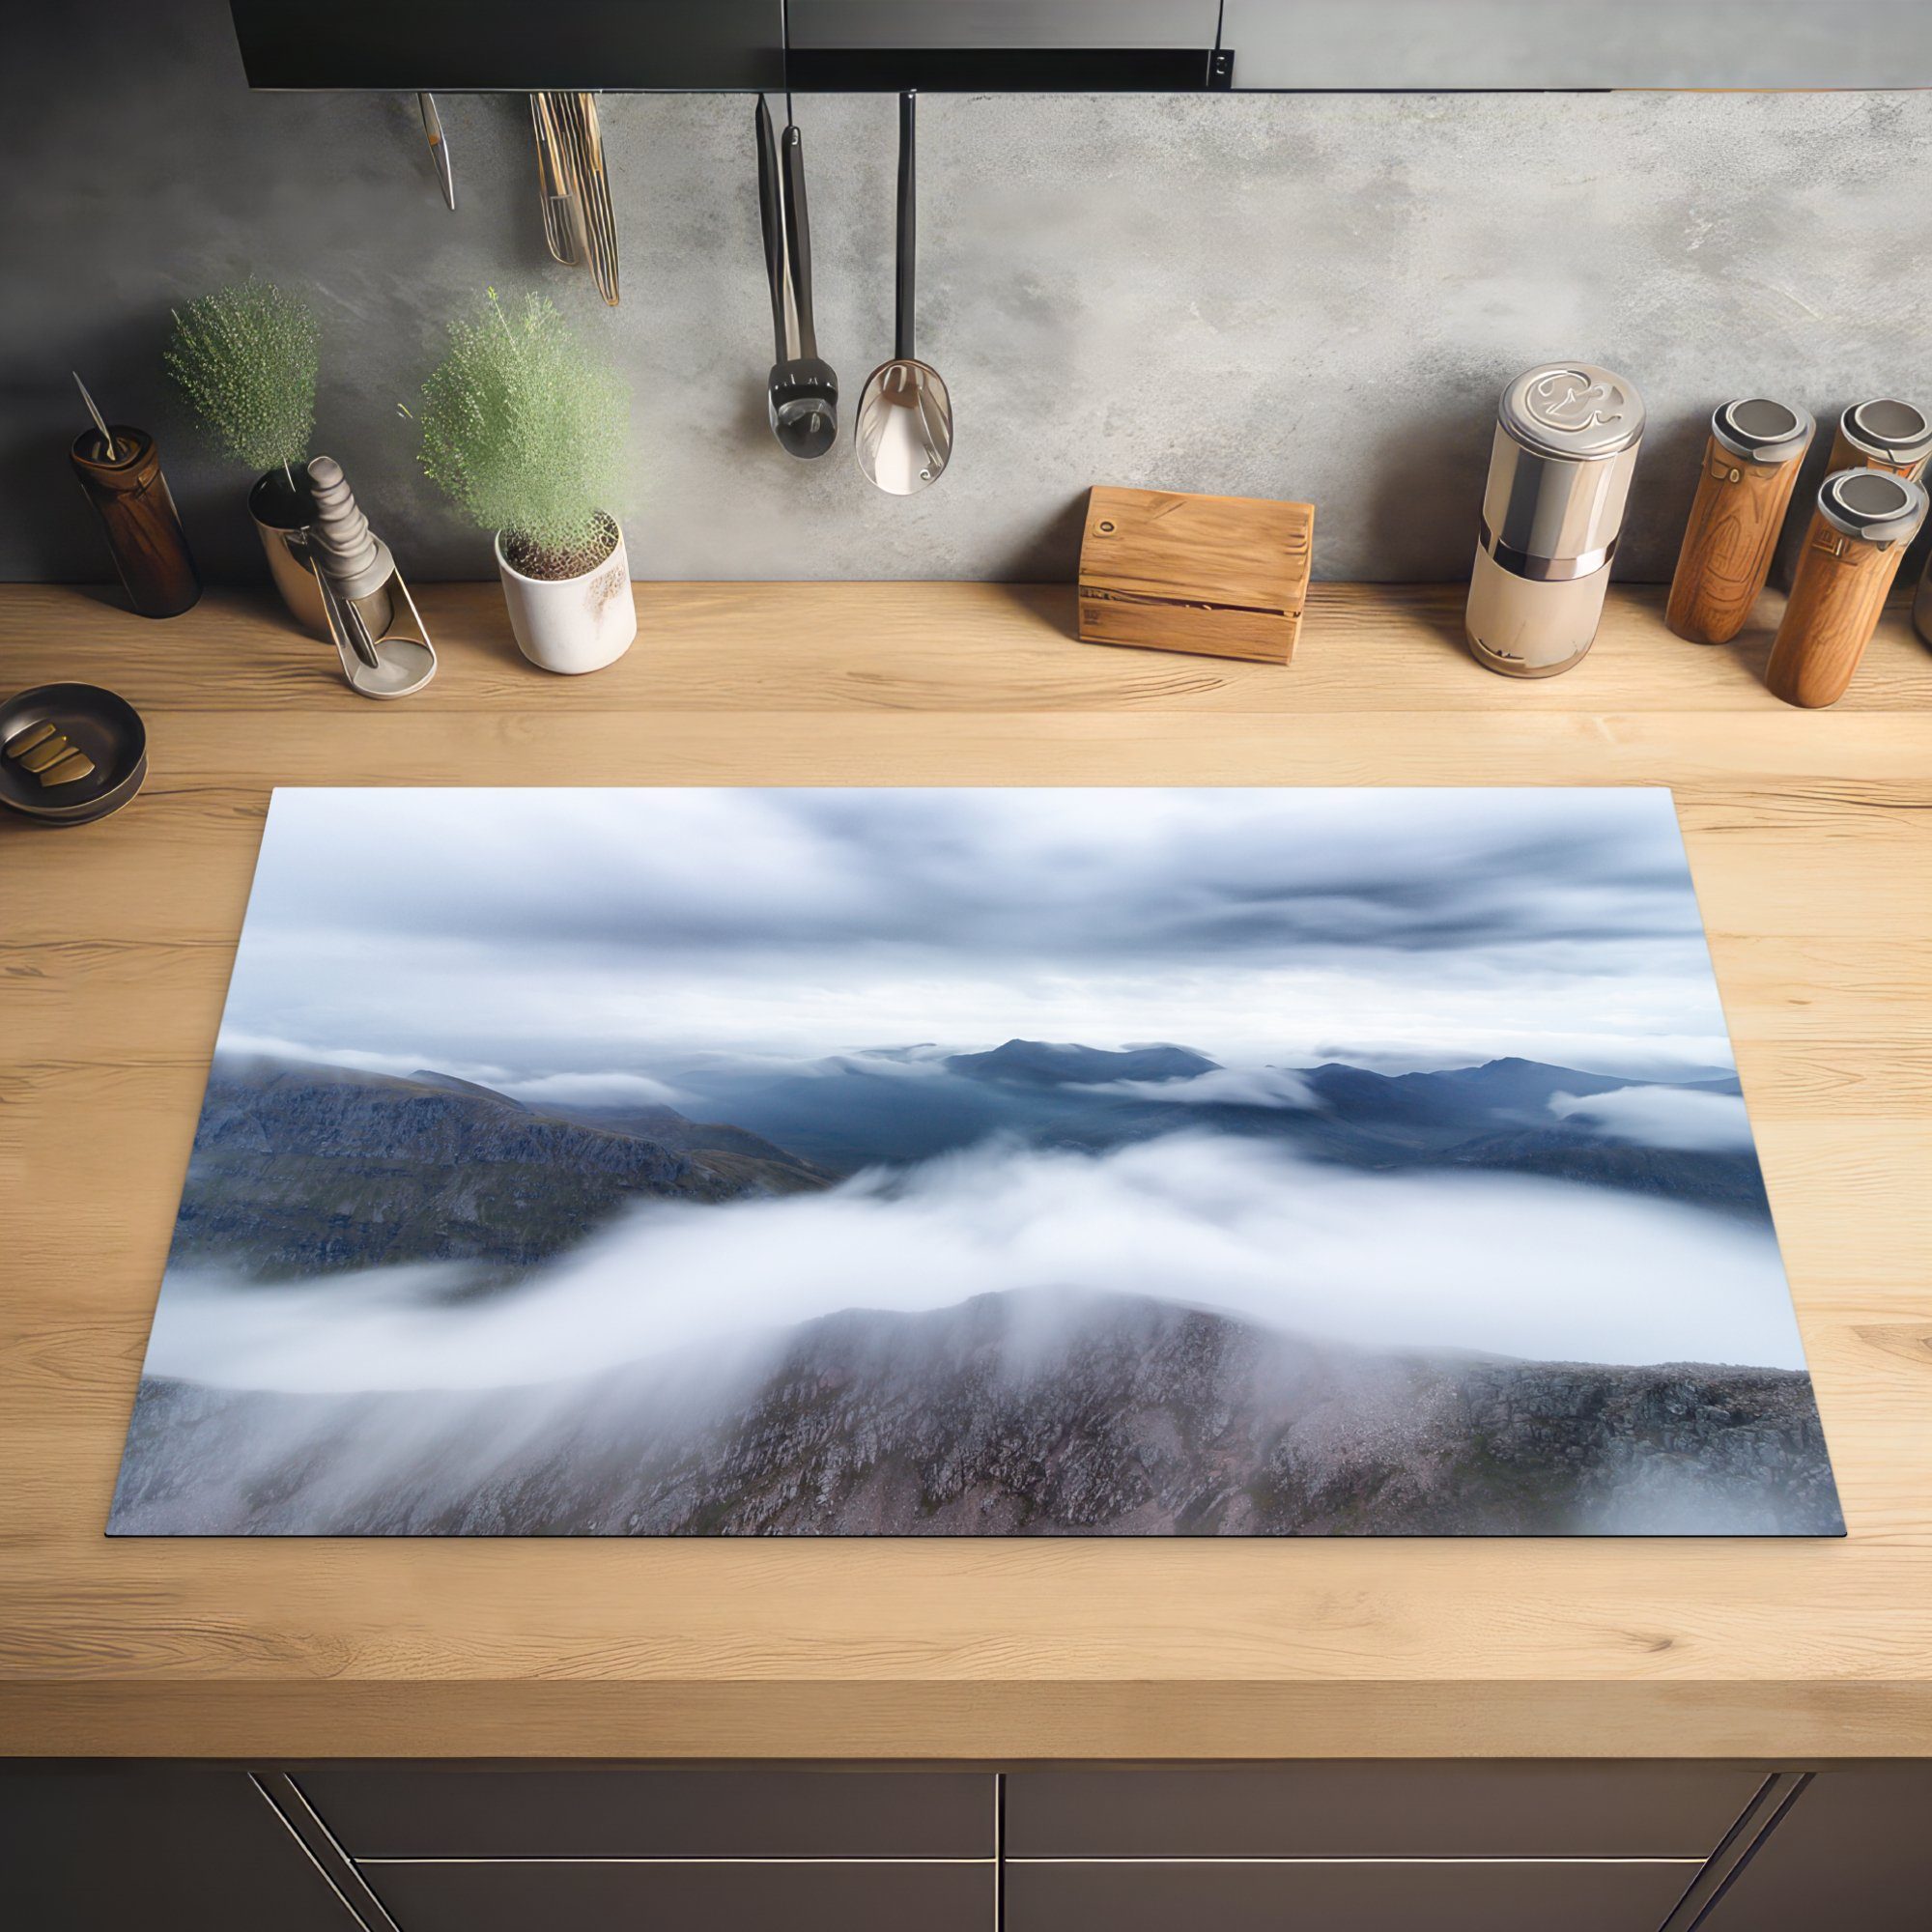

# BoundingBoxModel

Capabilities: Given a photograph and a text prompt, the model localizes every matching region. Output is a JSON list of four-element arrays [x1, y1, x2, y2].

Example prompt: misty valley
[[111, 1039, 1840, 1537]]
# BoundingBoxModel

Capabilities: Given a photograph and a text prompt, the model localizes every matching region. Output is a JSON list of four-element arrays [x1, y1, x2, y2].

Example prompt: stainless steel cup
[[1466, 363, 1645, 677], [248, 469, 328, 638]]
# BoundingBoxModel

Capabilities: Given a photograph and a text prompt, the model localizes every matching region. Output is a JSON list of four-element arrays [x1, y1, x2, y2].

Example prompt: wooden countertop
[[3, 579, 1930, 1762]]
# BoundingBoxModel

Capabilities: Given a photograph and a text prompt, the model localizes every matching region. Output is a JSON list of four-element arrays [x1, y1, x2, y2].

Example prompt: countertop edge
[[8, 1679, 1932, 1761]]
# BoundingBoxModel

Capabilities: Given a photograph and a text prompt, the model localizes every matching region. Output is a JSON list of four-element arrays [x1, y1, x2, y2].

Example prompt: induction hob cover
[[111, 787, 1842, 1536]]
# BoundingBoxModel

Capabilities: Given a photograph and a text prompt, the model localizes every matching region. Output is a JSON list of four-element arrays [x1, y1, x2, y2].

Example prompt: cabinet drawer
[[1006, 1859, 1694, 1932], [0, 1766, 355, 1932], [1005, 1764, 1757, 1859], [298, 1767, 993, 1860], [364, 1860, 991, 1932]]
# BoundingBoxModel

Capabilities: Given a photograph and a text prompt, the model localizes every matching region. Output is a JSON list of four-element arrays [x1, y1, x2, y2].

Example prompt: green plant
[[165, 279, 319, 483], [412, 289, 630, 579]]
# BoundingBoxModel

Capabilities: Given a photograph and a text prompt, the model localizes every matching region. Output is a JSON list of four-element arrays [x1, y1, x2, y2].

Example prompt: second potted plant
[[415, 290, 636, 674]]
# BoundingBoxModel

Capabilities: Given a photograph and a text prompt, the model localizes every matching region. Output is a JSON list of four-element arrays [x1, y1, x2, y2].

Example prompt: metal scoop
[[856, 92, 952, 495]]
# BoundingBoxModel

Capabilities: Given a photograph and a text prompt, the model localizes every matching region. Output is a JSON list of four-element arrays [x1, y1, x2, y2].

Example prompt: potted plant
[[414, 289, 635, 674], [165, 279, 323, 632]]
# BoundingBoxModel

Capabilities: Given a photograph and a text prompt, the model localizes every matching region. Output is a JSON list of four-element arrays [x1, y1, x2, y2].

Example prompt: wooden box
[[1075, 485, 1315, 665]]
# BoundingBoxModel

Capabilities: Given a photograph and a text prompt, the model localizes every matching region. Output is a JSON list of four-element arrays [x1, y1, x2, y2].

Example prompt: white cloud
[[1549, 1085, 1755, 1152], [213, 1033, 504, 1083], [1073, 1066, 1318, 1108], [146, 1132, 1804, 1394], [500, 1071, 688, 1108], [208, 786, 1733, 1075]]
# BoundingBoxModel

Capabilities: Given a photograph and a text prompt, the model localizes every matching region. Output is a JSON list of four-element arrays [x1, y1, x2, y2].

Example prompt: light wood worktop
[[2, 579, 1929, 1761]]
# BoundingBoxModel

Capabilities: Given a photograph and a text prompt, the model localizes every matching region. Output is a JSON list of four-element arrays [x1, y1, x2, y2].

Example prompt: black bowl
[[0, 682, 147, 827]]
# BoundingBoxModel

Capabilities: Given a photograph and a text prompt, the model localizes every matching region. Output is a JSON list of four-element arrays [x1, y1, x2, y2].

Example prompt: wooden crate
[[1076, 485, 1314, 665]]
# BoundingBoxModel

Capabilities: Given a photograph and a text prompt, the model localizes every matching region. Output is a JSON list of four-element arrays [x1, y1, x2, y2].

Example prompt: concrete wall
[[8, 1, 1931, 584]]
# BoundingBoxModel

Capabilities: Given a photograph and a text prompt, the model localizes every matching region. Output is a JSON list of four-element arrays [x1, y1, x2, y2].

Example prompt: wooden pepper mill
[[1824, 398, 1931, 482], [68, 425, 200, 619], [1665, 399, 1813, 645], [1765, 469, 1928, 708]]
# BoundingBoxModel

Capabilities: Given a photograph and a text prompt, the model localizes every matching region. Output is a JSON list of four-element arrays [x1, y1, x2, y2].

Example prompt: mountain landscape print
[[110, 786, 1842, 1538]]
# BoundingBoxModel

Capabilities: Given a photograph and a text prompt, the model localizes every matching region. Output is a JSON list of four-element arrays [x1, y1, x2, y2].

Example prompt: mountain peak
[[947, 1039, 1219, 1088], [409, 1068, 529, 1111]]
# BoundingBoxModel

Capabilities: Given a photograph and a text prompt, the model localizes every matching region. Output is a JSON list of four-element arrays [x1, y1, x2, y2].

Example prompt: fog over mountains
[[112, 787, 1840, 1538], [108, 1035, 1838, 1537], [118, 1290, 1840, 1538]]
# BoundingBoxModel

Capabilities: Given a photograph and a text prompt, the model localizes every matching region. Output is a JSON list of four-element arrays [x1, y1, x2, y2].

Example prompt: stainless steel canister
[[1466, 363, 1645, 677]]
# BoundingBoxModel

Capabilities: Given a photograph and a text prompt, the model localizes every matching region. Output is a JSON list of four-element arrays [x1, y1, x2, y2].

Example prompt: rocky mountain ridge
[[111, 1289, 1841, 1538], [172, 1059, 829, 1278]]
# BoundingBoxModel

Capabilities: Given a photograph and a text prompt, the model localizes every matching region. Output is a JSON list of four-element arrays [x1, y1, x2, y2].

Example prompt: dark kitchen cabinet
[[229, 0, 785, 92], [10, 1760, 1932, 1932], [0, 1765, 355, 1932], [298, 1764, 995, 1859], [1005, 1859, 1695, 1932], [786, 0, 1223, 88], [1005, 1763, 1760, 1859], [790, 0, 1220, 47], [363, 1861, 992, 1932], [1692, 1766, 1932, 1931]]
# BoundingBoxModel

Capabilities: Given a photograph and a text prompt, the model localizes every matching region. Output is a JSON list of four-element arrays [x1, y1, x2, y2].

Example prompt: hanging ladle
[[856, 91, 952, 495]]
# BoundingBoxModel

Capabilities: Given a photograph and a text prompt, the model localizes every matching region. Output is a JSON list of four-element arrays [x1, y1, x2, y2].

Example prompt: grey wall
[[7, 0, 1931, 585]]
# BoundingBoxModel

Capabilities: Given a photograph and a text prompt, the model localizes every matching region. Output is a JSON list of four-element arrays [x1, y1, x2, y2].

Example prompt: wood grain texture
[[1077, 486, 1313, 664], [1666, 436, 1808, 646], [1, 580, 1930, 1762], [1766, 509, 1918, 708]]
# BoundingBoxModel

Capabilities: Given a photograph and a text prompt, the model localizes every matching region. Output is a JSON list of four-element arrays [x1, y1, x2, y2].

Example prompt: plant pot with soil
[[167, 280, 325, 634], [415, 290, 636, 674]]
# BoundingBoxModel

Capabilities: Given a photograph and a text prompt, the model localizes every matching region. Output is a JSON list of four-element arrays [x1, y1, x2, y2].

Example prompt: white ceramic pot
[[495, 521, 638, 674]]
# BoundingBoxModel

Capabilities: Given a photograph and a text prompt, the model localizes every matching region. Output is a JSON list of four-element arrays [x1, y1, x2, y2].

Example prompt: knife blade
[[418, 92, 456, 212]]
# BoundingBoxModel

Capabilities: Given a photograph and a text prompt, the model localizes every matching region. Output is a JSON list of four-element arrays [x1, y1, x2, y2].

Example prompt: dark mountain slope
[[668, 1045, 1759, 1208], [1297, 1057, 1640, 1148], [530, 1099, 835, 1193], [1435, 1128, 1770, 1216], [172, 1061, 827, 1278], [945, 1039, 1218, 1088], [408, 1069, 531, 1109], [669, 1065, 1026, 1173]]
